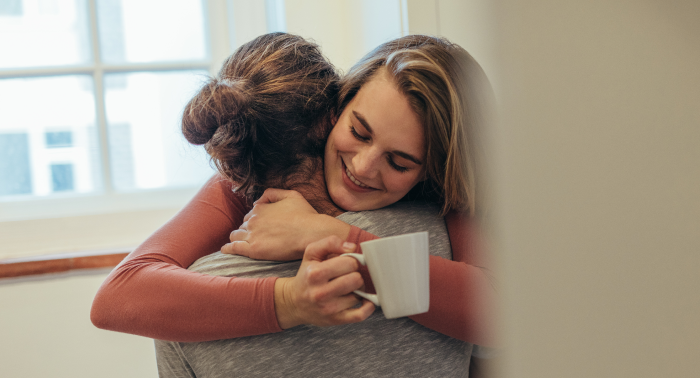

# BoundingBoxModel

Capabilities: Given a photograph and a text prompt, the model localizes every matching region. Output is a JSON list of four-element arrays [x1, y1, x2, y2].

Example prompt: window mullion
[[86, 0, 113, 195], [101, 62, 211, 73], [0, 66, 96, 80]]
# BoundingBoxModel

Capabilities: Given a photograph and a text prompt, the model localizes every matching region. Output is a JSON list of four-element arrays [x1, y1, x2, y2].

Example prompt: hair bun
[[181, 78, 252, 145]]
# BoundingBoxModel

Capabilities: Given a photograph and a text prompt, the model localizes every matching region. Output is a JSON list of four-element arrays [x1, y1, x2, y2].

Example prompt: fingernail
[[342, 242, 356, 252]]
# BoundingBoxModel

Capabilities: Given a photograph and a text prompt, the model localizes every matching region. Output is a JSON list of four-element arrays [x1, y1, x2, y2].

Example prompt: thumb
[[221, 241, 252, 257], [304, 236, 356, 263]]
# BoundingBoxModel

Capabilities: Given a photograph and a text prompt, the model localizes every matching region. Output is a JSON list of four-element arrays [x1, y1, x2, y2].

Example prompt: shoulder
[[342, 201, 443, 234], [198, 174, 253, 213]]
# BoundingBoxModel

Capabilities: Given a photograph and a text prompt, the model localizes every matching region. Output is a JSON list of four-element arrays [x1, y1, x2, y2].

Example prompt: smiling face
[[324, 68, 426, 211]]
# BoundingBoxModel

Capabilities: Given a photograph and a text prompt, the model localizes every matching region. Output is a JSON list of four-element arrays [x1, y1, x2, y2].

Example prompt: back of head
[[338, 35, 495, 217], [182, 32, 339, 199]]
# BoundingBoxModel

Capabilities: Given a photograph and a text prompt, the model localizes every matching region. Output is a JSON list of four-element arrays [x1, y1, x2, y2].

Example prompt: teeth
[[346, 167, 368, 188]]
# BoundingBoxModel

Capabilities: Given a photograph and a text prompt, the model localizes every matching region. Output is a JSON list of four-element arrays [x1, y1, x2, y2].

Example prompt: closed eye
[[350, 125, 370, 142], [387, 156, 409, 173]]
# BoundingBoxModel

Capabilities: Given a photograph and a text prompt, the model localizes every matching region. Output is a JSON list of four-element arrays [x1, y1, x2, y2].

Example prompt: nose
[[352, 146, 381, 179]]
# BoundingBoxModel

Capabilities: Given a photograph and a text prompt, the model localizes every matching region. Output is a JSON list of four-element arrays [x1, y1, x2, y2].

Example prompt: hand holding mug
[[274, 236, 375, 329]]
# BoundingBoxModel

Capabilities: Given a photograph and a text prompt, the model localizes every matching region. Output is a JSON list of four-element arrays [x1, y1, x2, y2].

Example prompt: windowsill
[[0, 207, 179, 261], [0, 250, 130, 279], [0, 186, 200, 222], [0, 202, 183, 279]]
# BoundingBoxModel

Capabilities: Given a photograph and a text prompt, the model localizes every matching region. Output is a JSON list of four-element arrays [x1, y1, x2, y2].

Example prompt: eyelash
[[349, 125, 369, 142], [349, 125, 409, 173], [387, 157, 409, 173]]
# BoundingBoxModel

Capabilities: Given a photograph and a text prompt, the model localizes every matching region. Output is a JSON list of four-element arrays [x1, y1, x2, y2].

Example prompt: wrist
[[274, 277, 299, 330], [304, 215, 352, 247]]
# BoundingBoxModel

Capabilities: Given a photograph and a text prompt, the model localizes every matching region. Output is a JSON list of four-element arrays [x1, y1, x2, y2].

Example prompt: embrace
[[92, 32, 497, 377]]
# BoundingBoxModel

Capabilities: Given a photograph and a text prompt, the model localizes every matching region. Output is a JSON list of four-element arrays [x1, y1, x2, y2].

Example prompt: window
[[0, 0, 274, 224], [46, 131, 74, 148], [0, 0, 213, 204]]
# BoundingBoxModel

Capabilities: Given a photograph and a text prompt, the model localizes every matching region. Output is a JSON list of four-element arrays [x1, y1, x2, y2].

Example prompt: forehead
[[349, 70, 426, 157]]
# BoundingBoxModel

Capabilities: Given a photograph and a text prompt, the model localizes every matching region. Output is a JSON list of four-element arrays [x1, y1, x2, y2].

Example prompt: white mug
[[343, 231, 430, 319]]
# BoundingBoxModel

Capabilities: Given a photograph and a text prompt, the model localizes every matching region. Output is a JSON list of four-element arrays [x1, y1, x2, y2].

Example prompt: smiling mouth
[[346, 167, 369, 188], [342, 160, 375, 190]]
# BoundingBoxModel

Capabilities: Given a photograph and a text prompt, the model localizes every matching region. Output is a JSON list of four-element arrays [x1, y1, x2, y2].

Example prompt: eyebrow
[[352, 110, 424, 166], [353, 110, 374, 134]]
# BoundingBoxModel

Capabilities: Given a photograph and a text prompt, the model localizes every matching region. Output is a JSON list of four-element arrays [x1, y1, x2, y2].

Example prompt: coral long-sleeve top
[[91, 174, 495, 345]]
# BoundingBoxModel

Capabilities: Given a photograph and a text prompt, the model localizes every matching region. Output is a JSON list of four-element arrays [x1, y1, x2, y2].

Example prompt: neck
[[285, 158, 344, 217]]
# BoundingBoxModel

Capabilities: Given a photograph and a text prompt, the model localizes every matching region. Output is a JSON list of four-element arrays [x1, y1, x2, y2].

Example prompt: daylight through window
[[0, 0, 215, 206]]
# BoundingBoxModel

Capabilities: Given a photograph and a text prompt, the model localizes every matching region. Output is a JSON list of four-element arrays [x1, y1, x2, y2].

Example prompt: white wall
[[284, 0, 405, 72], [404, 0, 498, 89], [0, 272, 157, 377], [492, 0, 700, 376]]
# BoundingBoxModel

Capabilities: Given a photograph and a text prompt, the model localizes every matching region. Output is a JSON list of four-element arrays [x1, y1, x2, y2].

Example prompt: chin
[[330, 191, 368, 212], [328, 189, 351, 211]]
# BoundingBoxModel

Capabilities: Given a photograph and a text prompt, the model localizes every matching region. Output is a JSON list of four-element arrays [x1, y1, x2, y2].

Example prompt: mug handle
[[341, 253, 380, 307]]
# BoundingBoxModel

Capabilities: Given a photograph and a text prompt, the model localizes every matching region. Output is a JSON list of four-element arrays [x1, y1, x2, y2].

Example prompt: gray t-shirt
[[155, 201, 472, 377]]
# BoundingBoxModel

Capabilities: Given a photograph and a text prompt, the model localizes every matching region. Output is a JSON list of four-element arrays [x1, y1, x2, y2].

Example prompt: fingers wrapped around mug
[[273, 236, 375, 329]]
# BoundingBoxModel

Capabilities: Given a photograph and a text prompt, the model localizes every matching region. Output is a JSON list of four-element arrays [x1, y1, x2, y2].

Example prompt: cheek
[[385, 172, 422, 194], [330, 130, 353, 152], [325, 128, 344, 163]]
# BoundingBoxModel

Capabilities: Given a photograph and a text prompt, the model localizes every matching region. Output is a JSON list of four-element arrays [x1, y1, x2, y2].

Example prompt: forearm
[[91, 254, 282, 342], [410, 256, 496, 345], [90, 174, 287, 341]]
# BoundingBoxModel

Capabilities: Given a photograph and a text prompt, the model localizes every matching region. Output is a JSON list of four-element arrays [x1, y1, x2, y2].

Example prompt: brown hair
[[182, 33, 339, 199], [338, 35, 494, 216]]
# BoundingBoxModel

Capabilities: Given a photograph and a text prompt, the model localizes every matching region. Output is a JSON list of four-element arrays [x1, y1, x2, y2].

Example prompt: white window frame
[[0, 0, 285, 261], [0, 0, 279, 223]]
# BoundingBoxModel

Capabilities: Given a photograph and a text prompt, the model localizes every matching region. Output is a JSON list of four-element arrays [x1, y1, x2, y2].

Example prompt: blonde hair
[[338, 35, 494, 216]]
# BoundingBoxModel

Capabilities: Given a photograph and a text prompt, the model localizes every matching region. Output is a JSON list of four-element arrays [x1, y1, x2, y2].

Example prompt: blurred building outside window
[[0, 0, 278, 230]]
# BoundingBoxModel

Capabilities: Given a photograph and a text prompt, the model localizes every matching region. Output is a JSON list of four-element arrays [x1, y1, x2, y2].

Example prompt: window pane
[[0, 133, 32, 196], [104, 70, 214, 191], [46, 131, 74, 148], [51, 163, 75, 191], [0, 0, 91, 69], [96, 0, 208, 64], [0, 75, 101, 199]]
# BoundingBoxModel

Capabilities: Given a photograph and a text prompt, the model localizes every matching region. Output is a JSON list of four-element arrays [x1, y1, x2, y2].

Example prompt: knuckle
[[310, 290, 326, 304], [229, 230, 244, 241], [349, 272, 363, 288], [318, 303, 335, 316], [346, 312, 362, 323], [306, 266, 323, 282]]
